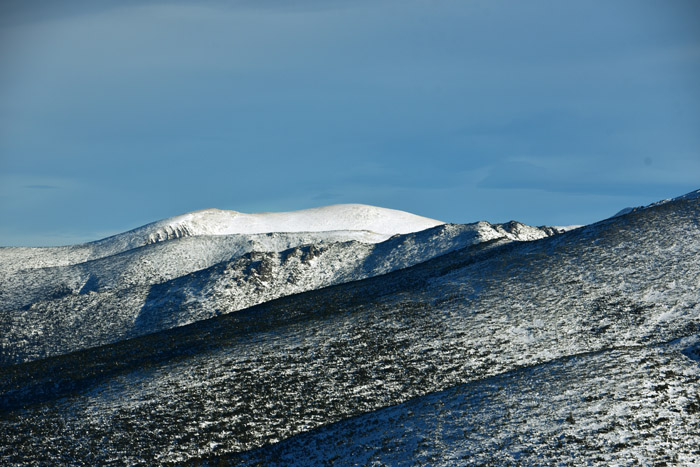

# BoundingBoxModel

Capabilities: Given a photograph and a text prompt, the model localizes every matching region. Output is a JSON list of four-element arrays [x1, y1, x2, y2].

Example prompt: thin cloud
[[0, 0, 377, 28], [24, 184, 60, 190]]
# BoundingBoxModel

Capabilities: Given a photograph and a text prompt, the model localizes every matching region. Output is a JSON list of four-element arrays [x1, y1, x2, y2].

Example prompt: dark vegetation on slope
[[224, 338, 700, 466], [0, 237, 507, 411]]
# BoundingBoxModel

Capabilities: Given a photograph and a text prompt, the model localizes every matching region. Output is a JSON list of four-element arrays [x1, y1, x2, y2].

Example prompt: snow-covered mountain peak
[[0, 205, 444, 272], [142, 204, 445, 245]]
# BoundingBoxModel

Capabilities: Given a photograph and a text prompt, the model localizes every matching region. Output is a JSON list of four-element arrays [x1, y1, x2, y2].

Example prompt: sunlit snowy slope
[[0, 204, 443, 272], [1, 192, 698, 465]]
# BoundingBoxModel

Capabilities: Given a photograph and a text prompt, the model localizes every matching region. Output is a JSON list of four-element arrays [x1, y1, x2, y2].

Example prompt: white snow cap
[[144, 204, 445, 243]]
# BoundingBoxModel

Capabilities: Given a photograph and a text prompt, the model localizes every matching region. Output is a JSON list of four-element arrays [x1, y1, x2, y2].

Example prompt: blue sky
[[1, 0, 699, 246]]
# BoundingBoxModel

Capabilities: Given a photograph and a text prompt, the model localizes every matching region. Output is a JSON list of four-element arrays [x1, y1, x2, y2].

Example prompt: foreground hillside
[[232, 336, 700, 466], [0, 193, 698, 465]]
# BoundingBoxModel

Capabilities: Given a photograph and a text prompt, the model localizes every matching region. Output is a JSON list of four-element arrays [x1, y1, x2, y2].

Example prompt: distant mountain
[[0, 204, 443, 272], [0, 205, 559, 365], [1, 193, 698, 465]]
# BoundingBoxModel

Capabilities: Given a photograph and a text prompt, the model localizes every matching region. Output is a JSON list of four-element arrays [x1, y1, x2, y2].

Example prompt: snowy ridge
[[0, 204, 442, 272], [613, 188, 700, 217], [142, 204, 444, 242]]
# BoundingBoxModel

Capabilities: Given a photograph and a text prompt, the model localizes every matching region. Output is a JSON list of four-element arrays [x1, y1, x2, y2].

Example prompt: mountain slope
[[1, 194, 698, 465], [230, 335, 700, 466], [614, 188, 700, 217], [0, 220, 559, 365], [0, 230, 388, 312]]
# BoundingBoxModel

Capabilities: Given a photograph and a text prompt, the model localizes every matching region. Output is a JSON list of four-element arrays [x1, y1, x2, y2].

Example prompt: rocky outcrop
[[145, 223, 195, 245]]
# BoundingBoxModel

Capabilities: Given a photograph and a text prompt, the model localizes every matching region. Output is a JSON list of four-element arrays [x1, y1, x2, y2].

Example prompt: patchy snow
[[551, 224, 584, 232], [230, 338, 700, 466]]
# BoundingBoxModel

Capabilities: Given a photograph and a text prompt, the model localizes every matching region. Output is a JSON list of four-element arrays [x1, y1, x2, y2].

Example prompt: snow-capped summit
[[0, 204, 445, 271], [141, 204, 444, 244]]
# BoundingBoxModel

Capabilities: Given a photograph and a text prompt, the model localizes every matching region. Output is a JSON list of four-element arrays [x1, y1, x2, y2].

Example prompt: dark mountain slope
[[229, 336, 700, 466]]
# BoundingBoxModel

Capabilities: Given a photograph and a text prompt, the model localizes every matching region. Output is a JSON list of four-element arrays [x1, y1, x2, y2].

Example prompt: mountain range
[[1, 193, 699, 465]]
